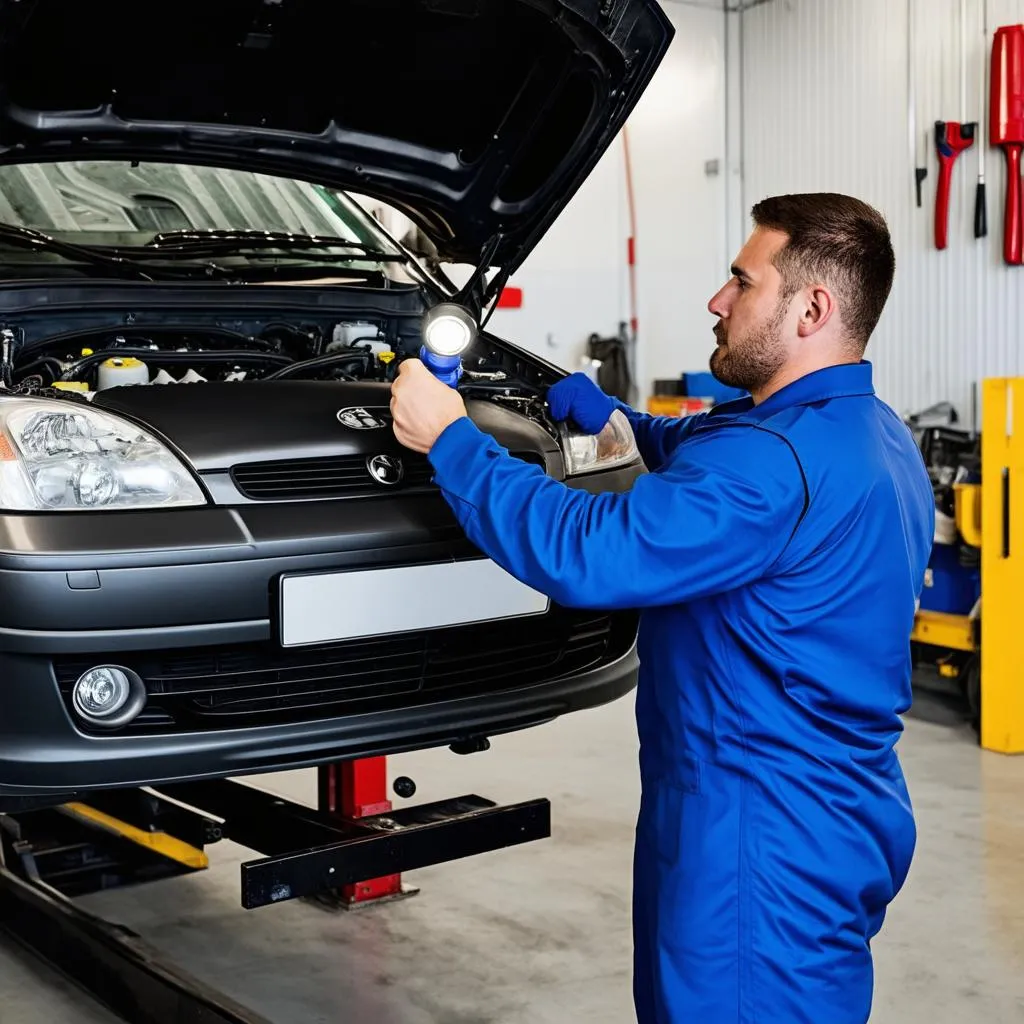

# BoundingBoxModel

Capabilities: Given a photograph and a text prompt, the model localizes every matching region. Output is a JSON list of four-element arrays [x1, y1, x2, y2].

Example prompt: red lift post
[[318, 756, 415, 906]]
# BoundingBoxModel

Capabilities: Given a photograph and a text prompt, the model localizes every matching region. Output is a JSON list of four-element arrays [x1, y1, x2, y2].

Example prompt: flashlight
[[420, 303, 476, 387]]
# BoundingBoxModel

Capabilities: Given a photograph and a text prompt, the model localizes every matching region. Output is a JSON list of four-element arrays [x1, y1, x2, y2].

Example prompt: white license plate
[[278, 559, 550, 647]]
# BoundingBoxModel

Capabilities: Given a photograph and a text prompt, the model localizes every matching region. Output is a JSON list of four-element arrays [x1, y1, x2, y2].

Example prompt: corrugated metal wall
[[738, 0, 1024, 424]]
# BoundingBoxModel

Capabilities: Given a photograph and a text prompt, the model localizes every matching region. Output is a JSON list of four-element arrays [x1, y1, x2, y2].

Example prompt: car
[[0, 0, 673, 811]]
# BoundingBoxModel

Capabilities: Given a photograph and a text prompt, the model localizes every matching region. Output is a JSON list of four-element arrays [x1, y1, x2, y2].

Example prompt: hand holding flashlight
[[391, 358, 468, 453]]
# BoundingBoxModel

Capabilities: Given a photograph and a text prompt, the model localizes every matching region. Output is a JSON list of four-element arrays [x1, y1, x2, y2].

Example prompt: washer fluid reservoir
[[97, 357, 149, 389]]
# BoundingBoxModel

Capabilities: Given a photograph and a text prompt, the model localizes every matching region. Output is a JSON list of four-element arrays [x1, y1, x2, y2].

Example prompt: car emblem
[[366, 454, 404, 486], [337, 407, 389, 430]]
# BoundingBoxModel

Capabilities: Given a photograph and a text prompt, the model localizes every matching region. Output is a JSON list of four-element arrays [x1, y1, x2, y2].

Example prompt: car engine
[[0, 312, 562, 437]]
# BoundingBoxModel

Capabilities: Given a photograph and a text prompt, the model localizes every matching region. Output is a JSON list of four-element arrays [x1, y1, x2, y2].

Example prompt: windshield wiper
[[0, 223, 161, 280], [139, 229, 408, 262]]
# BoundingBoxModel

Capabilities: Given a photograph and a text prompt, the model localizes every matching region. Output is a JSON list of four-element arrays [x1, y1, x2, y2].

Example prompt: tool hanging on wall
[[917, 135, 933, 208], [917, 132, 929, 208], [935, 0, 977, 249], [991, 23, 1024, 265], [974, 0, 989, 237], [909, 0, 928, 207]]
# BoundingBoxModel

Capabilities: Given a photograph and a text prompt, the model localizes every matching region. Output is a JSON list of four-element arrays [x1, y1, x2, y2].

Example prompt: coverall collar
[[710, 361, 875, 418]]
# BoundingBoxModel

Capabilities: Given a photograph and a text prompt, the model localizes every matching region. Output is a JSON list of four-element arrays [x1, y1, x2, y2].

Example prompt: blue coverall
[[425, 361, 935, 1023]]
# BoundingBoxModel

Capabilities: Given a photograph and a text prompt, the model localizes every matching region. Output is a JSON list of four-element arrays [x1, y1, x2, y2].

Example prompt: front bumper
[[0, 465, 642, 809], [0, 639, 638, 807]]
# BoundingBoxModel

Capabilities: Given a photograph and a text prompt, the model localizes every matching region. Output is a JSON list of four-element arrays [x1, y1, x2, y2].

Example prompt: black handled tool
[[975, 0, 989, 237], [916, 133, 929, 208], [909, 0, 928, 206]]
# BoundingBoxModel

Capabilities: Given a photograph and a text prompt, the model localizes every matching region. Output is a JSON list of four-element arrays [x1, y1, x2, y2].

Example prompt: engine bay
[[0, 306, 564, 439]]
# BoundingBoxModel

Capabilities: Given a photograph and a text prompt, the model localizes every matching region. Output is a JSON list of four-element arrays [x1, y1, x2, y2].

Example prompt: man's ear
[[796, 285, 835, 338]]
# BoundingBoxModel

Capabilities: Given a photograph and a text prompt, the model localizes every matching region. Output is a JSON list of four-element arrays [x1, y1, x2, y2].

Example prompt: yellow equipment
[[911, 377, 1024, 754], [645, 394, 709, 417]]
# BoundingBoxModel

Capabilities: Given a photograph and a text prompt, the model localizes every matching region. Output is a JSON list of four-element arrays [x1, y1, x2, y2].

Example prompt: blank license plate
[[278, 559, 550, 647]]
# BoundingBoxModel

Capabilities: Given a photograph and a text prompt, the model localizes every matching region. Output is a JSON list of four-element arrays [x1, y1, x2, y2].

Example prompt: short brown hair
[[750, 193, 895, 352]]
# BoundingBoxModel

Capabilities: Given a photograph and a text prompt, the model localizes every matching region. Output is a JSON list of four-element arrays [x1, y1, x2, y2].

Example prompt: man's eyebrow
[[731, 264, 753, 282]]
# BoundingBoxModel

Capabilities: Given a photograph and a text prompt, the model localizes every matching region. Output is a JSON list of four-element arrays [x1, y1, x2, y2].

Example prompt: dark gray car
[[0, 0, 673, 810]]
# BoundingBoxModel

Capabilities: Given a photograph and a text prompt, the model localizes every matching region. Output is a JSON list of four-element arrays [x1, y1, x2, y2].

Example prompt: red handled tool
[[935, 121, 976, 248], [935, 0, 976, 250], [991, 24, 1024, 265]]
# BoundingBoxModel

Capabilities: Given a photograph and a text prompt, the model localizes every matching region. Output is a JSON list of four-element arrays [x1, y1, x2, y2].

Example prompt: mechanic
[[389, 192, 935, 1024]]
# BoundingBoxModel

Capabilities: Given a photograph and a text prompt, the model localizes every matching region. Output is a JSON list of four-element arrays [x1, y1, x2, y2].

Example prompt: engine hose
[[21, 323, 281, 360], [14, 356, 64, 381], [58, 348, 293, 382], [261, 349, 374, 381]]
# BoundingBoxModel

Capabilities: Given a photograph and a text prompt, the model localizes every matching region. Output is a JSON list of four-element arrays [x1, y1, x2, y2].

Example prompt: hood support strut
[[453, 234, 506, 324]]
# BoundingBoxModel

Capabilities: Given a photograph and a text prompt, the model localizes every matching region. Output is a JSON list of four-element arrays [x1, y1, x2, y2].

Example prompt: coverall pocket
[[634, 751, 748, 1011], [638, 752, 703, 866]]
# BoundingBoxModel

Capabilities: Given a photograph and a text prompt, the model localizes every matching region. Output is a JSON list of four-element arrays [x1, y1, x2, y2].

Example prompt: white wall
[[623, 0, 731, 399], [737, 0, 1024, 424], [484, 0, 730, 403], [481, 135, 629, 376]]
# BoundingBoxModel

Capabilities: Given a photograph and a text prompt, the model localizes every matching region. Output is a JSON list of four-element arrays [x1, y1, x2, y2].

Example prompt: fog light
[[72, 665, 146, 728]]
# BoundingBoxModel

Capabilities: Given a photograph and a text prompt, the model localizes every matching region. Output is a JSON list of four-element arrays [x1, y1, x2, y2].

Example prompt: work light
[[420, 303, 476, 387]]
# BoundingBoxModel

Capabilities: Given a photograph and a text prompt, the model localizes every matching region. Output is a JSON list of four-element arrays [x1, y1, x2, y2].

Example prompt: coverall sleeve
[[427, 416, 807, 609], [610, 397, 707, 471]]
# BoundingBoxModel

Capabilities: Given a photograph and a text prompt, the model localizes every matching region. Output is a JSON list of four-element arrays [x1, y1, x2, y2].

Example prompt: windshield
[[0, 160, 399, 252]]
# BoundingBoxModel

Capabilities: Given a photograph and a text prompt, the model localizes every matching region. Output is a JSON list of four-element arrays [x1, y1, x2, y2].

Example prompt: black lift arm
[[0, 775, 551, 1024]]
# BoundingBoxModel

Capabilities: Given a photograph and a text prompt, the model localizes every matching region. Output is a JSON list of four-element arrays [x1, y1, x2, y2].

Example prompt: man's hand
[[390, 357, 468, 453], [547, 372, 615, 434]]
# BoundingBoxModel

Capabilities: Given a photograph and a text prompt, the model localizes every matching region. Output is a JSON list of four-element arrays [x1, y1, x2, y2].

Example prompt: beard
[[709, 300, 788, 393]]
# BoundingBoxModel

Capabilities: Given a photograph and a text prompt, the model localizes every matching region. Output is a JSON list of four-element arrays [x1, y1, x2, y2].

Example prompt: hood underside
[[0, 0, 673, 272]]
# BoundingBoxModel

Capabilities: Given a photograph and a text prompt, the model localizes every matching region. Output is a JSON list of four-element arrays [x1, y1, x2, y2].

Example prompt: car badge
[[367, 454, 405, 486], [337, 407, 389, 430]]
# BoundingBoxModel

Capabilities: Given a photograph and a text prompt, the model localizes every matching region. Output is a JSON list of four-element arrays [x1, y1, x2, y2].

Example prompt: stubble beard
[[709, 299, 789, 394]]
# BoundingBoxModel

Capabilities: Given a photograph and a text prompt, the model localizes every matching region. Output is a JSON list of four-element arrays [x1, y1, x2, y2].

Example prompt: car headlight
[[559, 409, 639, 476], [0, 397, 206, 511]]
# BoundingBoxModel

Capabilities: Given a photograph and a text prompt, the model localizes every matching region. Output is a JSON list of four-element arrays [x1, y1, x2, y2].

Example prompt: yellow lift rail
[[59, 801, 209, 870]]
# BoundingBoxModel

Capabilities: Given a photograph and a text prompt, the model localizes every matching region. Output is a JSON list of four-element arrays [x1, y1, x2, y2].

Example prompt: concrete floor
[[3, 690, 1024, 1023]]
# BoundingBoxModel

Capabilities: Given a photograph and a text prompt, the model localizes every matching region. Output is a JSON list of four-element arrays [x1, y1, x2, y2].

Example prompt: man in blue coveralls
[[390, 193, 935, 1023]]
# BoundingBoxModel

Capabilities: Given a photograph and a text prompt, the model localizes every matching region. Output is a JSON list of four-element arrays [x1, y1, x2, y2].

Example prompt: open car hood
[[0, 0, 673, 273]]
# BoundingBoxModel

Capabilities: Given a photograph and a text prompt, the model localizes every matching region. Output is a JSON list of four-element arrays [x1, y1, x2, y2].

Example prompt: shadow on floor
[[908, 667, 974, 731]]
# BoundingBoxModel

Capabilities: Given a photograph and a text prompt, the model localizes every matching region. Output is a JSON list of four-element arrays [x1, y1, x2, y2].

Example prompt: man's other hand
[[390, 358, 468, 453], [547, 373, 615, 434]]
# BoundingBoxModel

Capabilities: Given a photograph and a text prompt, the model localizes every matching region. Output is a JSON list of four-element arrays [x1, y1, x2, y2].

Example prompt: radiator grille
[[230, 451, 546, 501], [54, 608, 636, 734], [231, 453, 434, 501]]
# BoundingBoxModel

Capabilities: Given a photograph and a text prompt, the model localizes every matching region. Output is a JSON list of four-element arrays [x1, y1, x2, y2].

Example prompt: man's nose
[[707, 283, 731, 318]]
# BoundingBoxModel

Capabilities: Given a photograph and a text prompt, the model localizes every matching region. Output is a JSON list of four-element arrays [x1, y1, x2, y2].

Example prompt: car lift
[[0, 753, 551, 1024]]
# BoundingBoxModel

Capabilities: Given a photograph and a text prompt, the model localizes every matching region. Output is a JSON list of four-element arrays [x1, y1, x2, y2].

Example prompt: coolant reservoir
[[97, 357, 149, 390]]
